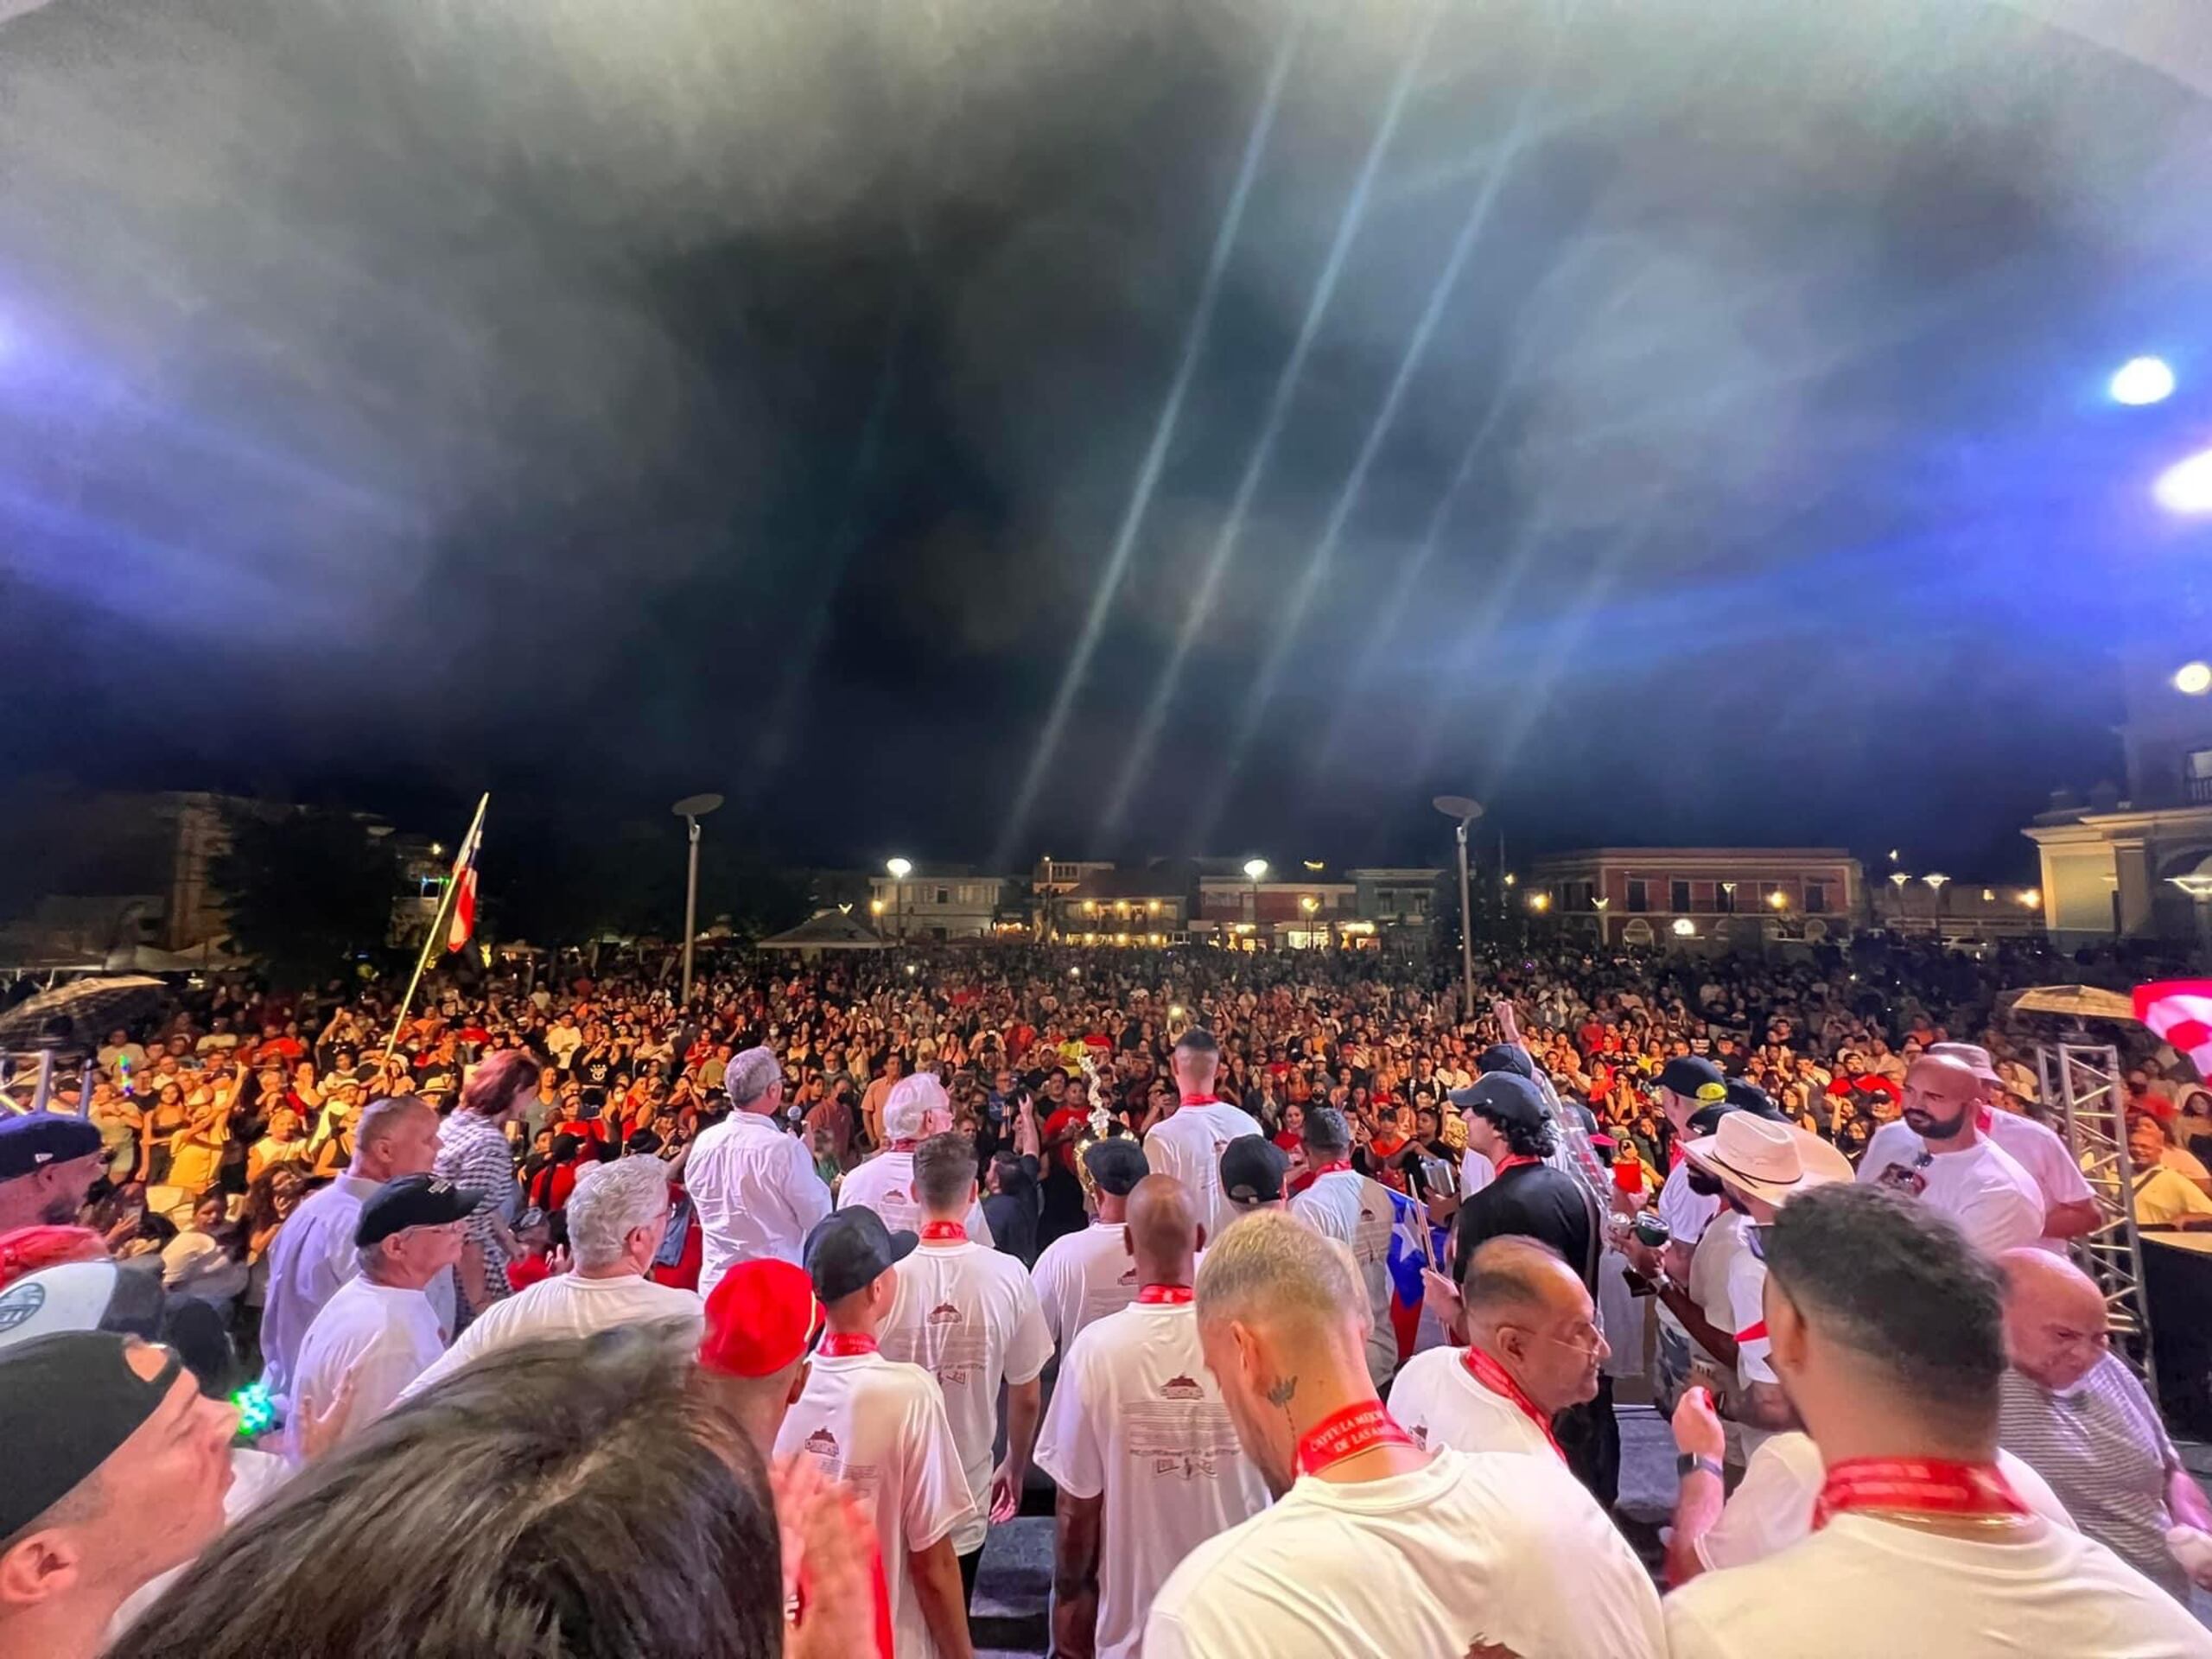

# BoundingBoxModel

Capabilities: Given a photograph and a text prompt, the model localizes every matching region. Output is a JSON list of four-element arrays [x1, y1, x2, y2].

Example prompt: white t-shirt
[[1146, 1446, 1663, 1659], [1034, 1299, 1271, 1659], [685, 1111, 834, 1296], [1144, 1101, 1262, 1241], [1697, 1431, 2072, 1571], [1665, 1511, 2212, 1659], [1856, 1133, 2044, 1255], [880, 1236, 1055, 1554], [1863, 1118, 2089, 1252], [774, 1348, 975, 1659], [1688, 1210, 1777, 1465], [1030, 1219, 1138, 1349], [289, 1276, 446, 1459], [397, 1270, 702, 1403], [835, 1150, 995, 1248], [1290, 1171, 1402, 1389], [1385, 1346, 1558, 1459]]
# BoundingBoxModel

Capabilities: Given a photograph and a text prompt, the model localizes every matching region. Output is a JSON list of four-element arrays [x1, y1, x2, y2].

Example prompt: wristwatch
[[1676, 1452, 1725, 1483]]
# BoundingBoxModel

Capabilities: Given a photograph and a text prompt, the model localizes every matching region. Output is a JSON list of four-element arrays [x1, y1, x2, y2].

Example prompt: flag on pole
[[445, 817, 484, 954], [1382, 1185, 1429, 1363]]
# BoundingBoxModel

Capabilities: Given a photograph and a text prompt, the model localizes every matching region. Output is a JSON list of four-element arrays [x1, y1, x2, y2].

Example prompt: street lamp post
[[1887, 869, 1911, 928], [1922, 873, 1950, 938], [1432, 796, 1484, 1017], [886, 857, 912, 941], [671, 793, 724, 1008], [1243, 859, 1269, 950]]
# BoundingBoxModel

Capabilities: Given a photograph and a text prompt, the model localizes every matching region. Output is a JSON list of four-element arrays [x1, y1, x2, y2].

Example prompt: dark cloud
[[0, 0, 2205, 874]]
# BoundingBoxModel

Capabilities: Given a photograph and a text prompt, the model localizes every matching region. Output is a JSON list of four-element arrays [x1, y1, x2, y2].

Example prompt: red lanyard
[[918, 1221, 967, 1243], [1461, 1347, 1566, 1461], [1295, 1401, 1418, 1478], [818, 1332, 879, 1357], [1813, 1459, 2031, 1530], [1308, 1160, 1352, 1178], [1492, 1154, 1541, 1176], [1180, 1094, 1219, 1107], [1135, 1285, 1194, 1305]]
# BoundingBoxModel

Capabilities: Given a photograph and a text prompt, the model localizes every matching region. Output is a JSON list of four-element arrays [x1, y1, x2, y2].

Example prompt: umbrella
[[2001, 985, 2139, 1023], [0, 976, 168, 1047]]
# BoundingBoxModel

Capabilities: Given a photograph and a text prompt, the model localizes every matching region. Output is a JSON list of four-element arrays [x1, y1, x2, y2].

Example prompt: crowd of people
[[1, 931, 2210, 1656]]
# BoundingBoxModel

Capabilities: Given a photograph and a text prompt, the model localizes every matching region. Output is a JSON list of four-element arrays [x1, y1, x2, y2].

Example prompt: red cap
[[699, 1260, 824, 1378]]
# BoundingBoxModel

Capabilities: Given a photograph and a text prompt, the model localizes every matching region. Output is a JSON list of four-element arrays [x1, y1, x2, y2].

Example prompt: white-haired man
[[1145, 1210, 1663, 1659], [838, 1072, 994, 1243], [686, 1046, 833, 1296], [397, 1156, 701, 1402]]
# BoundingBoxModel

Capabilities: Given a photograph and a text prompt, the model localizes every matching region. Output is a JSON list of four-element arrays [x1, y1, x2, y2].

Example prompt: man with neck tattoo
[[1663, 1184, 2211, 1658], [1036, 1175, 1263, 1659], [1144, 1210, 1662, 1659], [1144, 1028, 1262, 1243], [879, 1133, 1052, 1610]]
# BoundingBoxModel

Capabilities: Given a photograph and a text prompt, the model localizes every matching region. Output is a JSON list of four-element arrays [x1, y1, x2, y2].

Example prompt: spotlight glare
[[2176, 662, 2212, 696], [2110, 356, 2176, 406], [2155, 449, 2212, 515]]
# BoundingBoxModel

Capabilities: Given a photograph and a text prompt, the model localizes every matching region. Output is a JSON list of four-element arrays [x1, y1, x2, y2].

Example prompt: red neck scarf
[[1295, 1401, 1418, 1478], [1492, 1153, 1542, 1176], [1180, 1093, 1220, 1107], [818, 1332, 879, 1357], [887, 1139, 919, 1152], [1135, 1285, 1195, 1305], [1308, 1159, 1352, 1178], [918, 1221, 967, 1243], [1813, 1459, 2031, 1531], [1461, 1346, 1566, 1460]]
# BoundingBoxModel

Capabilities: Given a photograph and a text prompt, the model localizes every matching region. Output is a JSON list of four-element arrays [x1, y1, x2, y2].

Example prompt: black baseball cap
[[1084, 1140, 1150, 1198], [804, 1207, 918, 1304], [1449, 1071, 1549, 1134], [1653, 1056, 1728, 1103], [0, 1331, 184, 1539], [1475, 1044, 1535, 1079], [354, 1175, 486, 1249], [1722, 1077, 1787, 1121], [0, 1115, 104, 1183], [1220, 1137, 1288, 1207]]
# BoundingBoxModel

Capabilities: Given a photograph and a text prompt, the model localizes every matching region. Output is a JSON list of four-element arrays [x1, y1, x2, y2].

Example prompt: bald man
[[1387, 1236, 1603, 1461], [1999, 1249, 2212, 1602], [1144, 1211, 1662, 1659], [1856, 1055, 2043, 1255], [1035, 1176, 1263, 1659]]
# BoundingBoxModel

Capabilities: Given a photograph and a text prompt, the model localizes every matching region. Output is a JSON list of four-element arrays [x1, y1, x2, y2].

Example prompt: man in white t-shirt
[[880, 1133, 1053, 1607], [1389, 1235, 1601, 1461], [1287, 1106, 1402, 1389], [289, 1175, 479, 1460], [1031, 1139, 1149, 1349], [684, 1046, 832, 1295], [397, 1156, 700, 1403], [1037, 1175, 1268, 1659], [1854, 1043, 2096, 1252], [837, 1074, 994, 1246], [1856, 1054, 2044, 1256], [766, 1209, 976, 1659], [1143, 1027, 1262, 1243], [1144, 1210, 1664, 1659], [1662, 1183, 2211, 1659]]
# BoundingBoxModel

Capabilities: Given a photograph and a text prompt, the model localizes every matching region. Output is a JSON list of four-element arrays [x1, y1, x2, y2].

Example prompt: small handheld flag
[[445, 818, 483, 955]]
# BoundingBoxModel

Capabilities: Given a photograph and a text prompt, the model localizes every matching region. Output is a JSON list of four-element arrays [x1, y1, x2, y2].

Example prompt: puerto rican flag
[[2134, 981, 2212, 1078], [445, 818, 483, 954], [1382, 1185, 1430, 1362]]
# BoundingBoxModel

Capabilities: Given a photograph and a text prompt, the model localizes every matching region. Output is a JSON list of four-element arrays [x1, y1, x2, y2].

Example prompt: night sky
[[3, 0, 2210, 876]]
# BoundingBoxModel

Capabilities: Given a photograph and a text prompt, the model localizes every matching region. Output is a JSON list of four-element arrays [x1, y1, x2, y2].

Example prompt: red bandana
[[1295, 1402, 1418, 1478], [918, 1221, 967, 1243], [1180, 1093, 1220, 1107], [817, 1332, 879, 1357], [1136, 1285, 1195, 1305], [1492, 1154, 1542, 1176], [1813, 1459, 2031, 1530], [1308, 1159, 1352, 1178], [1461, 1346, 1566, 1461]]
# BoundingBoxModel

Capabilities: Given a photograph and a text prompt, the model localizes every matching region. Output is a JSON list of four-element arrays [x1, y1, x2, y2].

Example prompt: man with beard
[[1856, 1054, 2043, 1255], [0, 1117, 107, 1234], [1144, 1211, 1662, 1659]]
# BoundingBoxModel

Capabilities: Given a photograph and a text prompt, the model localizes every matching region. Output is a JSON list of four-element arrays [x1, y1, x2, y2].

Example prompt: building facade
[[1524, 848, 1864, 950], [867, 869, 1017, 940]]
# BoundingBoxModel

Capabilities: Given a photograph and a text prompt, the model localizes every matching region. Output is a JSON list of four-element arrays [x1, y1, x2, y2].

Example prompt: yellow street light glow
[[2019, 888, 2042, 907], [1767, 890, 1789, 909], [1528, 893, 1551, 912]]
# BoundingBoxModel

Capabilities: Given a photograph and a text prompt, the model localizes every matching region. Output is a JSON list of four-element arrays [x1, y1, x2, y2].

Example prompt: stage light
[[2019, 889, 2042, 907], [2113, 357, 2177, 407], [1671, 918, 1695, 938], [2176, 662, 2212, 696], [2156, 449, 2212, 515], [2111, 356, 2176, 406]]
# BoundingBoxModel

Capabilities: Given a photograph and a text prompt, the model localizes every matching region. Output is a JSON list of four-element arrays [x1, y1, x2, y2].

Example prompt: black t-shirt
[[1452, 1163, 1595, 1290]]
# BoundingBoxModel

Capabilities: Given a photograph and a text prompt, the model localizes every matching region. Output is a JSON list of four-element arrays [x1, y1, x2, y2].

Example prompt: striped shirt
[[434, 1111, 518, 1313], [1999, 1356, 2188, 1600]]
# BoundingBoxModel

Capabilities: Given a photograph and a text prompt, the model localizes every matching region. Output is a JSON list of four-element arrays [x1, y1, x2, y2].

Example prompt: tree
[[213, 807, 399, 987]]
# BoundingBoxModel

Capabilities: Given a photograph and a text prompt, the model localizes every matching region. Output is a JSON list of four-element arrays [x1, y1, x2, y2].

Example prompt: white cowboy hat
[[1681, 1111, 1853, 1205]]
